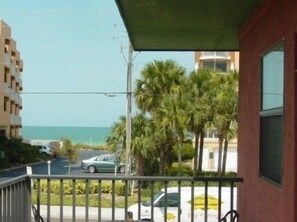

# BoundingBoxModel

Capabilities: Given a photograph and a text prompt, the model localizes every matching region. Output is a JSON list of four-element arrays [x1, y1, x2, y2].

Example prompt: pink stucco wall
[[238, 0, 297, 221]]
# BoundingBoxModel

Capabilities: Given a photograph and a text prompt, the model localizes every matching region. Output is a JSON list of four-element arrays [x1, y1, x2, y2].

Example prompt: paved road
[[0, 149, 122, 181]]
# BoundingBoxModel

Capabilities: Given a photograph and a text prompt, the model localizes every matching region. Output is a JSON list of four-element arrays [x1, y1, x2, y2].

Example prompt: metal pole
[[125, 42, 133, 176], [47, 160, 51, 175]]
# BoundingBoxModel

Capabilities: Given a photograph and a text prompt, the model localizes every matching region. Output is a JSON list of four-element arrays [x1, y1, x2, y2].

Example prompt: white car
[[37, 144, 53, 156], [128, 186, 237, 222]]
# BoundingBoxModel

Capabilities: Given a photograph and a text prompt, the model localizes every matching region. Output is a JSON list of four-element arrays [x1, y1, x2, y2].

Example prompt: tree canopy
[[107, 59, 238, 176]]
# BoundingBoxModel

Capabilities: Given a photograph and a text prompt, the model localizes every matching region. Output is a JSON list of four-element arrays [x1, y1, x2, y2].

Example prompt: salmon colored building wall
[[238, 1, 297, 221]]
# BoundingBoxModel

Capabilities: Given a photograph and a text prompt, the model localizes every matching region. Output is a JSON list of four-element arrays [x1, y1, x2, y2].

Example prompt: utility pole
[[125, 42, 133, 176]]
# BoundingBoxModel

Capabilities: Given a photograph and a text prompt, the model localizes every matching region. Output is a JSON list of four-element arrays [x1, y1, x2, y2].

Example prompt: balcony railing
[[3, 53, 10, 66], [0, 175, 31, 222], [200, 52, 230, 60], [9, 114, 22, 125], [0, 174, 243, 222]]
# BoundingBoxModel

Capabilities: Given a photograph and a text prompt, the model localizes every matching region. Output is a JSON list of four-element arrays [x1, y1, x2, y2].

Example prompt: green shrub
[[76, 182, 86, 194], [101, 182, 111, 193], [63, 182, 73, 195], [197, 171, 219, 177], [115, 182, 126, 196], [73, 143, 108, 150], [224, 171, 237, 177], [39, 180, 49, 192], [33, 180, 134, 196], [0, 135, 48, 168], [89, 182, 99, 194], [196, 171, 237, 178], [21, 145, 41, 163], [0, 158, 9, 169], [166, 163, 193, 176], [171, 143, 194, 162]]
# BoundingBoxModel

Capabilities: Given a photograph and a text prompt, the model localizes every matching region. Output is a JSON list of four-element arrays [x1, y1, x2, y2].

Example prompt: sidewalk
[[32, 205, 126, 221]]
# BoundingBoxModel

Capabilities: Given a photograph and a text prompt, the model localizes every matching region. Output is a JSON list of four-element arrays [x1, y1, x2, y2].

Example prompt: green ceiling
[[116, 0, 260, 51]]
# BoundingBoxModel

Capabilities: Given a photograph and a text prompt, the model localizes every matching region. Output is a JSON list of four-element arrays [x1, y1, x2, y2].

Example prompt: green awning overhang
[[115, 0, 260, 51]]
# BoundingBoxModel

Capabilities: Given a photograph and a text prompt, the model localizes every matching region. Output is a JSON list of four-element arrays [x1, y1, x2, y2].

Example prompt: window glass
[[260, 115, 282, 184], [202, 61, 227, 72], [216, 61, 227, 72], [143, 191, 163, 207], [107, 156, 114, 162], [158, 193, 179, 207], [203, 61, 215, 70], [262, 46, 284, 110]]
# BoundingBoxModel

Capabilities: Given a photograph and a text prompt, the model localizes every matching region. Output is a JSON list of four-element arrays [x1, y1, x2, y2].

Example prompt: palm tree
[[186, 69, 214, 175], [134, 60, 186, 114], [62, 138, 77, 175], [107, 114, 156, 176], [211, 72, 238, 176], [131, 113, 156, 176], [106, 115, 126, 154], [134, 60, 186, 175], [156, 93, 188, 176]]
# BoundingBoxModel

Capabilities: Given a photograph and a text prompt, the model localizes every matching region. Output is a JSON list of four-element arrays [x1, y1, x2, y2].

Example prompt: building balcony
[[10, 66, 16, 77], [0, 175, 242, 222], [199, 52, 231, 61], [14, 95, 21, 107], [14, 74, 21, 85], [9, 114, 21, 125], [3, 53, 10, 66], [3, 83, 10, 96], [6, 88, 22, 105]]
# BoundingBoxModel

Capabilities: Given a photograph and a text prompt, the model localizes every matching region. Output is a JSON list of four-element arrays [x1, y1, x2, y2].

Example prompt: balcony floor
[[32, 205, 125, 221]]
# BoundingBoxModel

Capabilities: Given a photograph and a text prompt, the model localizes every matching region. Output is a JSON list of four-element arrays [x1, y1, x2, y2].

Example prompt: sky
[[0, 0, 194, 127]]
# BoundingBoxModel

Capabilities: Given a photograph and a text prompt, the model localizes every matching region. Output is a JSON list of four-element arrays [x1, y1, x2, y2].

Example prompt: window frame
[[259, 41, 284, 186]]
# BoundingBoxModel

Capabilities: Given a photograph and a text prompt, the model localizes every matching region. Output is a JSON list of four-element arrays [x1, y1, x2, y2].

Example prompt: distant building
[[0, 20, 23, 138], [194, 51, 239, 73]]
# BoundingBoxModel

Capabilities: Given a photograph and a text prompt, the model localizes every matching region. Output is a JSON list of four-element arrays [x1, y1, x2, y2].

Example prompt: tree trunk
[[193, 132, 200, 176], [177, 137, 182, 176], [221, 138, 229, 176], [198, 132, 205, 173], [217, 136, 223, 175], [164, 140, 174, 175], [136, 152, 144, 176], [159, 146, 166, 175]]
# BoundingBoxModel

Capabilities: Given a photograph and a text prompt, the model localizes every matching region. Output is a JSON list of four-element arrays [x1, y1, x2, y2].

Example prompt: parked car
[[37, 144, 53, 156], [81, 154, 125, 173], [128, 186, 236, 222]]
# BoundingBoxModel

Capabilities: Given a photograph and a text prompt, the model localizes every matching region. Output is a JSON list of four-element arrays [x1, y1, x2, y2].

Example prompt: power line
[[18, 91, 129, 95], [0, 11, 115, 15], [0, 35, 127, 40], [0, 23, 124, 28]]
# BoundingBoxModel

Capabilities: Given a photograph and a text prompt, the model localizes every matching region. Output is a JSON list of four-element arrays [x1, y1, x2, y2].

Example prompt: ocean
[[20, 126, 111, 145]]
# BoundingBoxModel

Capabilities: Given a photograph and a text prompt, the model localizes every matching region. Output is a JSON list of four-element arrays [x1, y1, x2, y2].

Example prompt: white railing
[[10, 115, 21, 125], [0, 174, 243, 222], [3, 53, 10, 66]]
